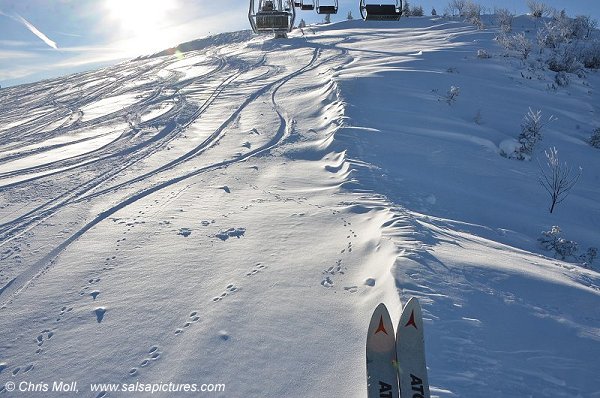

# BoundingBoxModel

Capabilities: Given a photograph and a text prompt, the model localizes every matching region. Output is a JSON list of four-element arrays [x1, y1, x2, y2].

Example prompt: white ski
[[366, 303, 400, 398], [396, 297, 430, 398]]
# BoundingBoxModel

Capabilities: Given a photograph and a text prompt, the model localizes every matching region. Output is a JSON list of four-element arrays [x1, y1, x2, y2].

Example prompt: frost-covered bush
[[495, 7, 514, 32], [518, 108, 545, 157], [477, 49, 491, 59], [539, 226, 597, 267], [579, 42, 600, 69], [347, 11, 353, 20], [571, 15, 598, 40], [446, 86, 460, 104], [298, 19, 306, 28], [554, 71, 570, 86], [581, 248, 598, 268], [497, 32, 533, 59], [547, 45, 583, 73], [432, 7, 437, 16], [538, 147, 581, 213], [509, 108, 555, 160], [527, 0, 552, 18], [539, 226, 578, 260], [463, 1, 483, 28], [411, 6, 424, 17], [537, 18, 574, 49], [590, 127, 600, 148], [445, 0, 466, 17], [538, 14, 597, 48]]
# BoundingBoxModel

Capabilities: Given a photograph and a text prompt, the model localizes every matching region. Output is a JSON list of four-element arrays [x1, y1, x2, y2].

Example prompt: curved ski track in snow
[[0, 41, 349, 308]]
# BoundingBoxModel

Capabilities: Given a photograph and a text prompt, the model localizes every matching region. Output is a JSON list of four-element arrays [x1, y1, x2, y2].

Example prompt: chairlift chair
[[359, 0, 403, 21], [249, 0, 296, 38], [300, 0, 315, 11], [316, 0, 338, 14]]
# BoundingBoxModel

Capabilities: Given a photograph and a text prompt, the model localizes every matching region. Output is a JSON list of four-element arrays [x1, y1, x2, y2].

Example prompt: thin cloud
[[1, 11, 59, 50]]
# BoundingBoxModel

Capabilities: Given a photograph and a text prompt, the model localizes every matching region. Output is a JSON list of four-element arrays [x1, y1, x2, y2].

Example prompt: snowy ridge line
[[0, 45, 348, 309]]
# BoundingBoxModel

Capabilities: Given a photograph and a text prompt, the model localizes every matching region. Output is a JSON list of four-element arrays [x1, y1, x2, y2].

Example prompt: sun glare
[[104, 0, 180, 52]]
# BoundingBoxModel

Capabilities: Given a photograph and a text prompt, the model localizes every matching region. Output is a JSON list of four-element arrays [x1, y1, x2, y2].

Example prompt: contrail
[[0, 11, 58, 50]]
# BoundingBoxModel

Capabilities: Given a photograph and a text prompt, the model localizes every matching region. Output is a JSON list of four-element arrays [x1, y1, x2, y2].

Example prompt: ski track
[[0, 40, 349, 310], [0, 35, 353, 395]]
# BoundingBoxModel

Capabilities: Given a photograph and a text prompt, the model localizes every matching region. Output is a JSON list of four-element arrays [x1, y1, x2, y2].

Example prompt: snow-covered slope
[[1, 16, 599, 397]]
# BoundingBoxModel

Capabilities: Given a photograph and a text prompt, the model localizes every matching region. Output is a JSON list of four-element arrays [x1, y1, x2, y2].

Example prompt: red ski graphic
[[405, 310, 418, 330], [375, 316, 389, 335]]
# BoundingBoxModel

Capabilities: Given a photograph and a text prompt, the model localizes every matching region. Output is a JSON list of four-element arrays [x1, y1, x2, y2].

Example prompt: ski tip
[[367, 302, 395, 343], [373, 302, 389, 315], [405, 297, 421, 311], [398, 297, 424, 333]]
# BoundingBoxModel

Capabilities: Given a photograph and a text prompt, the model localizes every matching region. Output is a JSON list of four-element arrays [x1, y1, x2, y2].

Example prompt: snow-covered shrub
[[517, 108, 545, 157], [539, 226, 578, 259], [554, 71, 570, 86], [538, 147, 581, 213], [537, 19, 571, 50], [539, 226, 597, 267], [527, 0, 552, 19], [510, 108, 555, 160], [477, 49, 491, 59], [445, 0, 466, 17], [463, 1, 481, 20], [411, 6, 424, 17], [579, 41, 600, 69], [571, 15, 597, 40], [547, 45, 583, 73], [347, 11, 354, 20], [432, 7, 437, 16], [538, 14, 596, 48], [495, 7, 514, 32], [446, 86, 460, 104], [590, 127, 600, 148], [497, 32, 533, 59], [298, 19, 306, 28], [463, 1, 483, 28], [581, 248, 598, 268]]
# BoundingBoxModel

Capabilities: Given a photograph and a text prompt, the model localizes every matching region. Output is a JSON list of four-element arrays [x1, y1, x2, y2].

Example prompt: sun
[[104, 0, 179, 38]]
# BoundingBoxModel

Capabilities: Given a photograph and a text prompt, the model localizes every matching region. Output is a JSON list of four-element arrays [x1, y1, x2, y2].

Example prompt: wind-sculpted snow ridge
[[1, 17, 599, 398], [146, 31, 255, 58]]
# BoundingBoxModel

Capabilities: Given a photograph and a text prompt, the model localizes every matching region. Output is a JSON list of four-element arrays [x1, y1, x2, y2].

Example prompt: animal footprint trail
[[35, 329, 55, 353], [212, 284, 239, 302], [321, 259, 346, 289], [129, 346, 163, 377], [175, 311, 201, 335], [56, 305, 74, 322], [79, 278, 101, 297], [246, 263, 267, 277]]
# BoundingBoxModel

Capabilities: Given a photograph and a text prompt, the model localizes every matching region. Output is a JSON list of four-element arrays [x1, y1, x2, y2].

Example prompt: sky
[[0, 0, 599, 88]]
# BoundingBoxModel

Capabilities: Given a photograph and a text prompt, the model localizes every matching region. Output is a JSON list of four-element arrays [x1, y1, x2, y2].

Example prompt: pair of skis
[[366, 298, 430, 398]]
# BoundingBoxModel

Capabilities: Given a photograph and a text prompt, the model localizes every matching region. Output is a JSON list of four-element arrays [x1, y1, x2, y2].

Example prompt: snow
[[1, 15, 599, 398]]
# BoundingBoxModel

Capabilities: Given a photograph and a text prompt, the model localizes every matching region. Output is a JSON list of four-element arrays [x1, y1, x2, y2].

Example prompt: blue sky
[[0, 0, 598, 87]]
